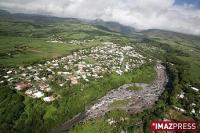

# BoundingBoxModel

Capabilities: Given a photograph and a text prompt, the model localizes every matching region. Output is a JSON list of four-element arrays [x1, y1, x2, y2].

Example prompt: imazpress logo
[[150, 121, 198, 132]]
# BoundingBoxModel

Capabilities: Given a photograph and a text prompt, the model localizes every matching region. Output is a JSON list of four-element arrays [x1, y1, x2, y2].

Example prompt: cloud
[[0, 0, 200, 35]]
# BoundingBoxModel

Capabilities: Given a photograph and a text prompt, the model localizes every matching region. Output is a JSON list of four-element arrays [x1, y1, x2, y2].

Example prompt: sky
[[175, 0, 200, 8], [0, 0, 200, 35]]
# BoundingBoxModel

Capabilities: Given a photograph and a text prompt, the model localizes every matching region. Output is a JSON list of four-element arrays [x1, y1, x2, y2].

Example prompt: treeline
[[0, 85, 25, 132]]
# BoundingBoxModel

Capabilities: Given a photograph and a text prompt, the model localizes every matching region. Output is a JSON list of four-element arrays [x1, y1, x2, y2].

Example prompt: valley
[[0, 10, 199, 133]]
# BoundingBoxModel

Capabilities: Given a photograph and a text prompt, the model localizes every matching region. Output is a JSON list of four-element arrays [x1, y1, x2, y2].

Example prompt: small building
[[32, 91, 44, 98], [70, 76, 78, 85], [43, 96, 55, 102], [15, 82, 31, 91], [45, 87, 52, 92], [191, 87, 199, 92], [7, 70, 12, 74], [177, 91, 184, 99], [37, 82, 52, 92], [191, 109, 195, 114], [25, 89, 35, 95], [174, 106, 185, 113]]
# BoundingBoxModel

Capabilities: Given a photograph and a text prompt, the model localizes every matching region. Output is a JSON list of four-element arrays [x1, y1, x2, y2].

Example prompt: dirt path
[[50, 63, 168, 133]]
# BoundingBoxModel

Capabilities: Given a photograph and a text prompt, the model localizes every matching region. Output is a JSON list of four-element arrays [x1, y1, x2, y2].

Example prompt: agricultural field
[[0, 18, 123, 66]]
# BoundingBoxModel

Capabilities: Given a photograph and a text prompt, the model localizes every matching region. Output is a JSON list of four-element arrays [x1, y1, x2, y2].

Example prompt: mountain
[[90, 19, 136, 35], [0, 9, 79, 24], [143, 29, 200, 40], [0, 9, 137, 36], [0, 9, 10, 16], [142, 29, 200, 50]]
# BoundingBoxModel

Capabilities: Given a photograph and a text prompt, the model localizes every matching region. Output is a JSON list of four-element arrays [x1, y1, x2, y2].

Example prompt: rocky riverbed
[[85, 63, 168, 120], [50, 63, 168, 133]]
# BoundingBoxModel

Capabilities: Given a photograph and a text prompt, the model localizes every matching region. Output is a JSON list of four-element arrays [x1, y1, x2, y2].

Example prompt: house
[[32, 91, 44, 98], [15, 82, 31, 91], [27, 66, 32, 70], [7, 70, 12, 74], [21, 73, 26, 77], [70, 76, 78, 85], [38, 82, 49, 91], [116, 70, 123, 75], [3, 75, 9, 79], [7, 78, 14, 82], [34, 76, 40, 81], [43, 96, 55, 102], [191, 103, 196, 107], [177, 91, 184, 98], [59, 83, 65, 87], [45, 87, 52, 92], [25, 89, 35, 95], [107, 118, 116, 125], [191, 109, 195, 114], [191, 87, 199, 92], [41, 77, 47, 81], [174, 106, 185, 113]]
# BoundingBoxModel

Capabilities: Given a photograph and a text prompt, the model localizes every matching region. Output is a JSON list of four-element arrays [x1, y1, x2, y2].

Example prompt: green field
[[0, 19, 123, 66]]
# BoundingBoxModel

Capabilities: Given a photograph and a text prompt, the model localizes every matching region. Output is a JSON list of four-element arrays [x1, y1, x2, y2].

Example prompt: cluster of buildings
[[1, 42, 149, 102], [69, 39, 94, 45], [46, 36, 95, 45], [176, 85, 199, 115]]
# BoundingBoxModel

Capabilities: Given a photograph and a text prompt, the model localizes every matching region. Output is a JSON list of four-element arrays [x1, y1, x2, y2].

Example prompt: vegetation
[[69, 119, 113, 133], [127, 85, 142, 91], [0, 10, 200, 133], [109, 100, 128, 109]]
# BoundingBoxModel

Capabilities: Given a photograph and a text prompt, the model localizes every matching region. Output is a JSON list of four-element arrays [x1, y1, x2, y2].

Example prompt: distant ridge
[[143, 29, 200, 40], [90, 19, 136, 35], [0, 9, 79, 24], [0, 9, 199, 38]]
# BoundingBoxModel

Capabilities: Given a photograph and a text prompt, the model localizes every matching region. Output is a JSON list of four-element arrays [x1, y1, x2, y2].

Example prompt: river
[[50, 63, 168, 133]]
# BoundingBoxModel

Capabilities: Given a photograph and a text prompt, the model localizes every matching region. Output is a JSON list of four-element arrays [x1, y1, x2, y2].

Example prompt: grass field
[[109, 100, 128, 109], [127, 85, 143, 91], [0, 19, 120, 67], [0, 36, 102, 66]]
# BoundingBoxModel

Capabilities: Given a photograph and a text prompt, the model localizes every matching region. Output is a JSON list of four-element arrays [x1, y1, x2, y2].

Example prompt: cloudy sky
[[0, 0, 200, 35]]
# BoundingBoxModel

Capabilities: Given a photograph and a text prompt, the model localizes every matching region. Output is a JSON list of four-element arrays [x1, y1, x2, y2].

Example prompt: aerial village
[[1, 41, 151, 102], [176, 85, 199, 115]]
